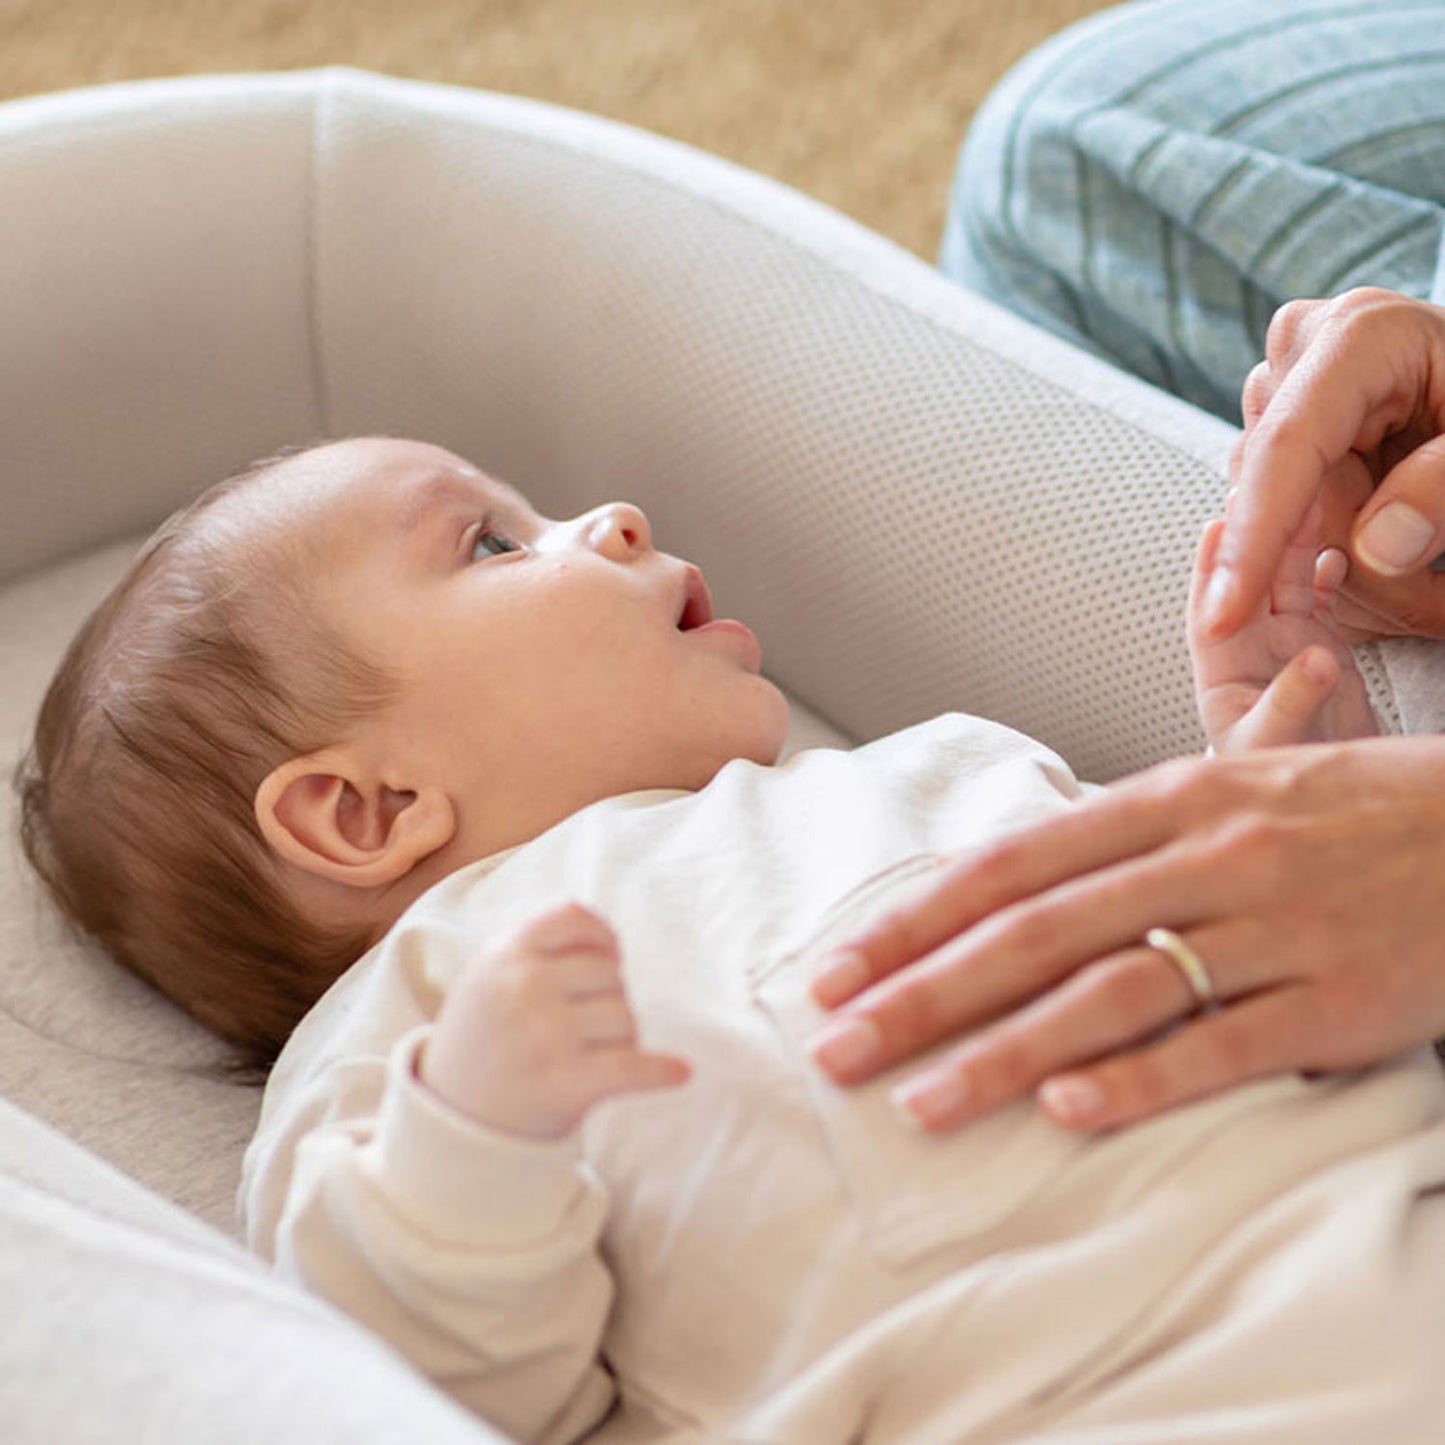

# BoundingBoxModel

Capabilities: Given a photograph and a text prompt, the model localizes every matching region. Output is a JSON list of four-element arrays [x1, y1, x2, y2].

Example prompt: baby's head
[[17, 437, 789, 1068]]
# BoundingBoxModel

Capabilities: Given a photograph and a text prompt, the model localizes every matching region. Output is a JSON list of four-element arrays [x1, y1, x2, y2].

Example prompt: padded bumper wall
[[0, 75, 323, 583]]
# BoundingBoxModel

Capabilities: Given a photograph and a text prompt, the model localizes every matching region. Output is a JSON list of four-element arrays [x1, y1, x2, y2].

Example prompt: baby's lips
[[676, 565, 715, 630]]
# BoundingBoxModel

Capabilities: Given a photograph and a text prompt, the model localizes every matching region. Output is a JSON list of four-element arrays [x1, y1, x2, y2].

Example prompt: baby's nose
[[587, 501, 652, 558]]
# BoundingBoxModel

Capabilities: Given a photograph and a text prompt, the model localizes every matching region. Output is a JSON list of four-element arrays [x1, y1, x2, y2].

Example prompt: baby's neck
[[279, 834, 478, 955]]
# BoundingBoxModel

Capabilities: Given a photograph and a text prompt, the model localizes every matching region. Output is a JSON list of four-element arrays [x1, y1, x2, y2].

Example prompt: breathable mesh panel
[[0, 78, 322, 584], [316, 76, 1237, 780]]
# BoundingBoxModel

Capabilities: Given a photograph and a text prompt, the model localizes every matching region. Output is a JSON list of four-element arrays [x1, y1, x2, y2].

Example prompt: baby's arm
[[1188, 500, 1378, 753], [253, 903, 689, 1445]]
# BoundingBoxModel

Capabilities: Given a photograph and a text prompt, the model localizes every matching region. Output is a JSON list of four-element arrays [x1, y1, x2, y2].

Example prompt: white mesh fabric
[[312, 71, 1248, 781]]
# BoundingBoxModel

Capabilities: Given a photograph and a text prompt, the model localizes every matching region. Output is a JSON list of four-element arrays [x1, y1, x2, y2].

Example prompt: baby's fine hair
[[15, 444, 397, 1074]]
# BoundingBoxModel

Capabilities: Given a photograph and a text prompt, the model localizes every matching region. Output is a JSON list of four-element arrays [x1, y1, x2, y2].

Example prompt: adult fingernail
[[810, 948, 870, 1008], [892, 1069, 970, 1129], [808, 1016, 881, 1079], [1356, 502, 1435, 575], [1038, 1075, 1105, 1127]]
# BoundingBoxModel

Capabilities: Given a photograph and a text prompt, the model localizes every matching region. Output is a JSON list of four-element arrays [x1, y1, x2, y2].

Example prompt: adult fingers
[[809, 772, 1188, 1010], [1263, 296, 1325, 370], [808, 825, 1267, 1086], [1209, 290, 1434, 637], [1239, 297, 1326, 426], [1035, 984, 1318, 1131], [1342, 436, 1445, 637], [888, 923, 1269, 1130], [1351, 439, 1445, 576], [819, 738, 1445, 1129]]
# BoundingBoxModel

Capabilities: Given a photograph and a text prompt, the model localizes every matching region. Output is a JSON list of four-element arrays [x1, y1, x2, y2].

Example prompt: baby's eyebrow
[[387, 470, 495, 573], [396, 468, 487, 536]]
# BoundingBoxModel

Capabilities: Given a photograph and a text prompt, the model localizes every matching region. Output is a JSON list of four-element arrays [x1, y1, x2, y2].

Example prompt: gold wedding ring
[[1145, 927, 1218, 1013]]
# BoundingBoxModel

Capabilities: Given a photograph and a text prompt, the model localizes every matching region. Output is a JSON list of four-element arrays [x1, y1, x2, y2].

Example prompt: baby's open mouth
[[676, 567, 714, 631]]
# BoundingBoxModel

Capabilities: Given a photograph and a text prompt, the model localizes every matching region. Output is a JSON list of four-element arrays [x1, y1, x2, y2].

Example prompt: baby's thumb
[[1231, 648, 1338, 750], [602, 1049, 693, 1104]]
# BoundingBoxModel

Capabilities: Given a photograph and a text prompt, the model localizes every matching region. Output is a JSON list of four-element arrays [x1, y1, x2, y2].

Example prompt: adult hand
[[807, 737, 1445, 1132], [1206, 288, 1445, 642]]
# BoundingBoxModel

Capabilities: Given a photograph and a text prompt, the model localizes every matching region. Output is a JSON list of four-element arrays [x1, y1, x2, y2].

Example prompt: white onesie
[[241, 714, 1445, 1444]]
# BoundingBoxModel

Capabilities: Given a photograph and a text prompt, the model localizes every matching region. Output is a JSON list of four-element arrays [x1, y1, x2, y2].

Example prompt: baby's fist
[[420, 902, 691, 1140]]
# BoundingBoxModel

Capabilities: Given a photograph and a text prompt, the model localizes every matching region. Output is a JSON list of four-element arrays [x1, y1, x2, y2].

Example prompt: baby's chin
[[736, 682, 792, 765], [721, 690, 794, 774], [655, 682, 792, 790], [762, 681, 794, 758]]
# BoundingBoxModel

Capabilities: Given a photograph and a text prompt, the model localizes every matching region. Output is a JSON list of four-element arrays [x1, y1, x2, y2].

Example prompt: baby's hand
[[1188, 502, 1378, 753], [420, 902, 691, 1141]]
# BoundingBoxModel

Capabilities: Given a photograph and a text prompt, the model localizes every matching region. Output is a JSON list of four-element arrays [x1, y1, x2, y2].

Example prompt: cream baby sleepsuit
[[243, 715, 1445, 1444]]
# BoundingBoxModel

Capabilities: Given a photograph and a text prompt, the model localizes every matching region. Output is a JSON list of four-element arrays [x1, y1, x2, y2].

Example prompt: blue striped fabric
[[942, 0, 1445, 420]]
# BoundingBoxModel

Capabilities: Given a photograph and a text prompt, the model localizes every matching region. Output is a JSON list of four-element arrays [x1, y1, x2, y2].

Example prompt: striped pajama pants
[[942, 0, 1445, 421]]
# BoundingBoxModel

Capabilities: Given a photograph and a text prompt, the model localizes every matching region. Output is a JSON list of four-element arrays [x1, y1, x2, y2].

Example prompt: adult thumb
[[1345, 437, 1445, 637]]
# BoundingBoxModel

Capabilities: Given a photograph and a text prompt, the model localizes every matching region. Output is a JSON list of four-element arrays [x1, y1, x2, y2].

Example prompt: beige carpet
[[0, 0, 1117, 261]]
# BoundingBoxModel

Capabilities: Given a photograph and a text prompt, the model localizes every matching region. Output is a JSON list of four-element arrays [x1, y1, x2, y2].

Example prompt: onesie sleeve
[[256, 1024, 617, 1445]]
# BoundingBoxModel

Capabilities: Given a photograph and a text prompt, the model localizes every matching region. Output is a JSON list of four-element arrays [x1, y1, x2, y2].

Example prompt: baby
[[19, 437, 1445, 1443]]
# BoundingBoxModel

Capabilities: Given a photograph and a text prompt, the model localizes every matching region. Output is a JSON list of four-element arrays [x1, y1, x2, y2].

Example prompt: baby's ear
[[254, 750, 455, 889]]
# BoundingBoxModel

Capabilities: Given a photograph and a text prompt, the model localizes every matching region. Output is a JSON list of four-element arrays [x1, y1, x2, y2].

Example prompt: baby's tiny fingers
[[1226, 647, 1338, 751], [574, 996, 638, 1046], [542, 946, 626, 1001], [521, 901, 617, 956], [1187, 517, 1227, 631], [1312, 546, 1348, 617], [588, 1048, 692, 1106]]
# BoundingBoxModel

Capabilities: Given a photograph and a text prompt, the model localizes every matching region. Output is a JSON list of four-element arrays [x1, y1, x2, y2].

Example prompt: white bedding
[[244, 714, 1445, 1441]]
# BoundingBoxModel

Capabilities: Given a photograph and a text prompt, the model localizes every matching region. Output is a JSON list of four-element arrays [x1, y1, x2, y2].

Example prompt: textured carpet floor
[[0, 0, 1117, 260]]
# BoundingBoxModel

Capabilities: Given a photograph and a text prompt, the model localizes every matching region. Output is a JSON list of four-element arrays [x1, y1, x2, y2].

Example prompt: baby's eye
[[470, 524, 524, 561]]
